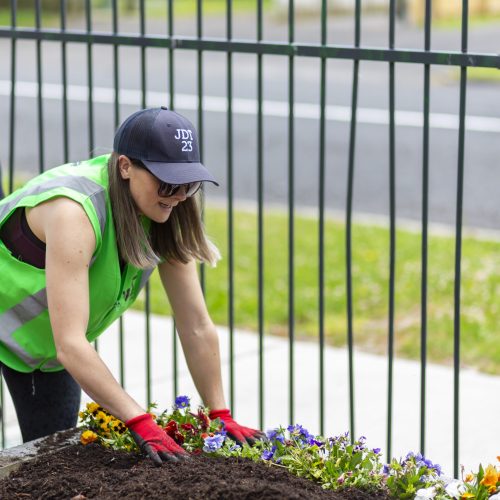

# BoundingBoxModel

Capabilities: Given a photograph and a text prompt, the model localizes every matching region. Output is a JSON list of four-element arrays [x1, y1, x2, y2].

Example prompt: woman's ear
[[118, 155, 133, 179]]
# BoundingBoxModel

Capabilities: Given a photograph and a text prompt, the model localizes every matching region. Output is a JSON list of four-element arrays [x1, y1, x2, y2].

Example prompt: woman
[[0, 107, 264, 465]]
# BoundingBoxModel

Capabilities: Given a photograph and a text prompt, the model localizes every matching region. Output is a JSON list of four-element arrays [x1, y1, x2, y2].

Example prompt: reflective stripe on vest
[[139, 268, 154, 291], [0, 176, 107, 236], [0, 289, 49, 368]]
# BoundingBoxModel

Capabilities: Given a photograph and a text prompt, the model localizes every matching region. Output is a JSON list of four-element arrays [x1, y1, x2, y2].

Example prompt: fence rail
[[1, 0, 499, 479]]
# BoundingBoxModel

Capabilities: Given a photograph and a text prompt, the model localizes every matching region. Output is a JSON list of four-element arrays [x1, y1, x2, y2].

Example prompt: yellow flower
[[80, 430, 98, 445], [461, 493, 475, 499], [480, 464, 499, 492], [78, 411, 85, 419], [86, 402, 100, 413], [96, 411, 109, 422]]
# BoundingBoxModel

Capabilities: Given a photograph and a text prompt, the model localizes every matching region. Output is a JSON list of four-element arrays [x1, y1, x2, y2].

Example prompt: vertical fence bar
[[85, 0, 95, 158], [256, 0, 265, 430], [139, 0, 152, 408], [420, 0, 431, 456], [60, 0, 69, 163], [0, 0, 10, 422], [106, 0, 119, 358], [453, 0, 468, 480], [345, 0, 361, 442], [168, 0, 178, 399], [8, 0, 16, 194], [287, 0, 295, 427], [35, 0, 44, 173], [386, 0, 397, 461], [226, 0, 235, 413], [112, 0, 119, 129], [318, 0, 327, 436], [197, 0, 206, 295]]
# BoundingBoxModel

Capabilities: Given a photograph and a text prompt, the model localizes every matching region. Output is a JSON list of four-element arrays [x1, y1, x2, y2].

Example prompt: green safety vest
[[0, 155, 154, 372]]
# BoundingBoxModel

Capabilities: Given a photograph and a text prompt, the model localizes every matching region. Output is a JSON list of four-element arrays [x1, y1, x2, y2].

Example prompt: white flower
[[488, 493, 500, 500], [415, 486, 436, 499], [444, 479, 466, 499]]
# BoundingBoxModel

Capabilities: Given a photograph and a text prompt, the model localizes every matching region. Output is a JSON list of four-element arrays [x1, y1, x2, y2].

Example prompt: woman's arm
[[158, 259, 226, 410], [41, 197, 144, 422]]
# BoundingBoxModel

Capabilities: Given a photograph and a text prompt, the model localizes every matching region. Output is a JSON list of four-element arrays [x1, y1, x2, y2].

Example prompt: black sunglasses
[[157, 180, 202, 198], [131, 160, 202, 198]]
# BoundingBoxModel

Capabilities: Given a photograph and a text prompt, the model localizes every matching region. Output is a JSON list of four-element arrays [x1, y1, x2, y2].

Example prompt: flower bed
[[0, 396, 498, 499]]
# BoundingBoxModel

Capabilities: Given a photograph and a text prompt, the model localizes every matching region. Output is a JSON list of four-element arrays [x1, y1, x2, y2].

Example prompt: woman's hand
[[126, 414, 189, 465], [209, 409, 266, 446]]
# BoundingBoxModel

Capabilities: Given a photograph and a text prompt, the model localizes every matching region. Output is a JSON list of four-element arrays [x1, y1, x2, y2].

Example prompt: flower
[[181, 423, 196, 435], [461, 493, 475, 499], [306, 436, 324, 447], [266, 428, 285, 444], [489, 493, 500, 500], [164, 420, 184, 445], [444, 480, 465, 499], [196, 409, 210, 430], [203, 433, 225, 453], [174, 395, 190, 409], [261, 447, 276, 461], [80, 430, 98, 445], [372, 448, 381, 454], [415, 486, 436, 499], [86, 402, 100, 415], [287, 424, 313, 440], [480, 464, 500, 493]]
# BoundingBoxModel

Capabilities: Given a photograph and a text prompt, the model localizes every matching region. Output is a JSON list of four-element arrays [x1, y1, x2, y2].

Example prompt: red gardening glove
[[209, 408, 265, 446], [126, 413, 189, 466]]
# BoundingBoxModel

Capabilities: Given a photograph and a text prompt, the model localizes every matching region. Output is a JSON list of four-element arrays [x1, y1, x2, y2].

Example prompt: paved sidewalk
[[2, 309, 499, 477]]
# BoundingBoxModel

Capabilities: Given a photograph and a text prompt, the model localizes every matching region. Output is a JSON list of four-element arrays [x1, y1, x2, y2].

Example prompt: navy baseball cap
[[113, 107, 219, 186]]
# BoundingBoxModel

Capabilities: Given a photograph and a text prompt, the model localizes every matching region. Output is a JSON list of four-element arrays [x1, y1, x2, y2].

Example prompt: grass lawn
[[134, 205, 500, 376], [0, 1, 273, 27]]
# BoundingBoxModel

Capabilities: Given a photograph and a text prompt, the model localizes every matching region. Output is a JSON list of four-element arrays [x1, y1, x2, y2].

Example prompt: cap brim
[[142, 160, 219, 186]]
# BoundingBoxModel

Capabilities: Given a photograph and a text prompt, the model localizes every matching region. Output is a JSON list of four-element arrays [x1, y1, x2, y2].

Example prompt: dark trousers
[[0, 363, 81, 443]]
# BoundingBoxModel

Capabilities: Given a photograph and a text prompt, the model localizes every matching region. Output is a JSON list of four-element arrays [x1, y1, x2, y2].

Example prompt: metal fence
[[0, 0, 499, 478]]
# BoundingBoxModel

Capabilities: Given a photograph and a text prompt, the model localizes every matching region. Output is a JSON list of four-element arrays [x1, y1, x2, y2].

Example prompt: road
[[0, 12, 499, 228]]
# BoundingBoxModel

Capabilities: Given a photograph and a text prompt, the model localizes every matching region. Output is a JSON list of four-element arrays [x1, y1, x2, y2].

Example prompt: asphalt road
[[0, 12, 499, 228]]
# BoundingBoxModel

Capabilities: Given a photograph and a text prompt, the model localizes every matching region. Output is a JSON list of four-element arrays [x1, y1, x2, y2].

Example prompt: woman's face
[[118, 155, 188, 223]]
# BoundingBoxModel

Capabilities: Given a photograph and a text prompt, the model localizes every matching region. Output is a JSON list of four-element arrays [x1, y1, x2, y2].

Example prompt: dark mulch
[[0, 436, 393, 499]]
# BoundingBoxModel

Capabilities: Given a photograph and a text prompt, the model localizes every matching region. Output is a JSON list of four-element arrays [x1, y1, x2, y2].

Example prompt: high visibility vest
[[0, 155, 154, 372]]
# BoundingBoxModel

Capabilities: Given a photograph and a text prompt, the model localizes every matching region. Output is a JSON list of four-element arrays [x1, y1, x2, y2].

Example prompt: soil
[[0, 434, 393, 500]]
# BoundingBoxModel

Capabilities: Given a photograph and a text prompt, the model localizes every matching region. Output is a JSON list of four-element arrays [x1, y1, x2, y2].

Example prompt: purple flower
[[383, 464, 391, 475], [203, 433, 225, 452], [266, 428, 285, 444], [261, 446, 277, 461], [372, 448, 381, 454], [287, 424, 313, 441], [174, 395, 190, 409], [307, 436, 324, 447]]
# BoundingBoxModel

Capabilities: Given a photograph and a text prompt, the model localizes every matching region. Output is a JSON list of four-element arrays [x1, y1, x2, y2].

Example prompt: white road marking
[[0, 80, 499, 133]]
